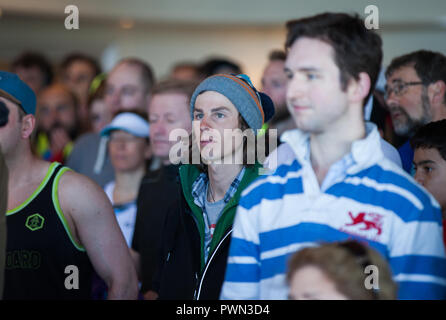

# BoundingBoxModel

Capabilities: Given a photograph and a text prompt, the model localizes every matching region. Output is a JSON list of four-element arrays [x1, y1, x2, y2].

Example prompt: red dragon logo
[[345, 212, 383, 235]]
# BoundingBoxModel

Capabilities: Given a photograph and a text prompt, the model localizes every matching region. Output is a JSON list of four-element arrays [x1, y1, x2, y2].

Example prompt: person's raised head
[[11, 51, 53, 95], [284, 13, 382, 134], [385, 50, 446, 137], [286, 240, 397, 300], [285, 13, 382, 102], [411, 119, 446, 213], [36, 83, 80, 139], [189, 73, 274, 167], [148, 79, 197, 164], [105, 58, 155, 115], [101, 109, 151, 173], [262, 50, 288, 116], [60, 52, 101, 106]]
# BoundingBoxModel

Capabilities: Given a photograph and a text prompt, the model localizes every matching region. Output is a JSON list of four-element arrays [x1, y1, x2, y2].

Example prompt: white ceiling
[[0, 0, 445, 27]]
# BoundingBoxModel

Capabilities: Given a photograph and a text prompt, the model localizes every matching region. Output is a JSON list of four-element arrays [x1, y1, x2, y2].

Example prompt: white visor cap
[[100, 112, 149, 138]]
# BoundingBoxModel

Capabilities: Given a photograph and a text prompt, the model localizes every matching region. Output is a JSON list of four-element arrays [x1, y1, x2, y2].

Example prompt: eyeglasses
[[384, 81, 424, 100]]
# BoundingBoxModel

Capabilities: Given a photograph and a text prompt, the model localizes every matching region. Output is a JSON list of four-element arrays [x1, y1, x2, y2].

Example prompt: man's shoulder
[[352, 158, 441, 219], [238, 158, 303, 210], [57, 168, 109, 207], [264, 142, 297, 171]]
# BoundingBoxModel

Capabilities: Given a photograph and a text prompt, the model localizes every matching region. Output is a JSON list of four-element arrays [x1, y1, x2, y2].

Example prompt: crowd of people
[[0, 11, 445, 300]]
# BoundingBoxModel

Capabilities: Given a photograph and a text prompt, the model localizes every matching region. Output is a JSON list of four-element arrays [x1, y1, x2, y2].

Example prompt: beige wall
[[114, 25, 287, 86], [0, 11, 445, 88]]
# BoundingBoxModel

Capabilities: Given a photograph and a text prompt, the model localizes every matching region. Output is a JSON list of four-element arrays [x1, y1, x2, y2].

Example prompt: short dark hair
[[386, 50, 446, 103], [285, 12, 382, 101], [61, 52, 101, 77], [117, 58, 155, 93], [199, 57, 243, 78], [11, 51, 53, 86], [268, 50, 286, 62], [410, 120, 446, 162]]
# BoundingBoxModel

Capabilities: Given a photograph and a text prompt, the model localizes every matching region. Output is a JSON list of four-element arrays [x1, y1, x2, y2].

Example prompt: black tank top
[[3, 162, 93, 300]]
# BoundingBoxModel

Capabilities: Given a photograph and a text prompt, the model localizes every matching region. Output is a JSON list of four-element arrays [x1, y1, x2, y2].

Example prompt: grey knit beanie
[[190, 74, 267, 130]]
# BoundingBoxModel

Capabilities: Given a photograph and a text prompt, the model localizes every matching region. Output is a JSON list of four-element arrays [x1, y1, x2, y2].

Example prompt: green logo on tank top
[[25, 213, 45, 231]]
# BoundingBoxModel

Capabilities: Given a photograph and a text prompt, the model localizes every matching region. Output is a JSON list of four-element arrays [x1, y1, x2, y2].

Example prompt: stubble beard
[[392, 90, 432, 138]]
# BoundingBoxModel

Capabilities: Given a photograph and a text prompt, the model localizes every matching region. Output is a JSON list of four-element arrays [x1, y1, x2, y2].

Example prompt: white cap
[[100, 112, 149, 138]]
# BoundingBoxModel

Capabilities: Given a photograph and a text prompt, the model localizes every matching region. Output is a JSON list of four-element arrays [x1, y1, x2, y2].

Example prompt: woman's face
[[108, 130, 149, 172], [192, 91, 244, 164], [288, 265, 349, 300]]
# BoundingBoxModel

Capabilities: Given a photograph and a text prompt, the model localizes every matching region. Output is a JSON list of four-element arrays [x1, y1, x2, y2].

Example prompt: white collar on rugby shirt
[[280, 122, 384, 175]]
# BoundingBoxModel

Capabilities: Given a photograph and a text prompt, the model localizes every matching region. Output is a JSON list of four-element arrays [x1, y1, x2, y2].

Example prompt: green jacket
[[178, 163, 262, 271]]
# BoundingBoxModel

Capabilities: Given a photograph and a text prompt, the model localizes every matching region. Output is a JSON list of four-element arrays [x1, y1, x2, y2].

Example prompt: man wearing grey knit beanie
[[155, 73, 275, 300]]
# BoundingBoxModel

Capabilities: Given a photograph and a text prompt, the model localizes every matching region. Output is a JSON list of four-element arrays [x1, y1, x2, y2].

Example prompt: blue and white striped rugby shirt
[[221, 124, 446, 300]]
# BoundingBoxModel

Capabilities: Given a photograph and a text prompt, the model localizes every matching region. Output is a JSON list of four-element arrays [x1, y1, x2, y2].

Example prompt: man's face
[[385, 66, 431, 137], [105, 63, 149, 115], [261, 60, 288, 115], [108, 130, 149, 172], [413, 147, 446, 211], [148, 92, 192, 163], [37, 86, 77, 136], [14, 66, 46, 95], [284, 37, 350, 134], [193, 91, 242, 163], [63, 60, 96, 106]]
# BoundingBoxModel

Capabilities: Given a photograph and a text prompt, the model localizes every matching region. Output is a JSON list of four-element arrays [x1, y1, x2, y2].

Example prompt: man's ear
[[428, 80, 446, 105], [21, 114, 35, 139], [347, 72, 371, 105]]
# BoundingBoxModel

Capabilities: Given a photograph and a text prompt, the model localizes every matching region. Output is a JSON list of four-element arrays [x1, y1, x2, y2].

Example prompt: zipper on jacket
[[195, 229, 232, 300], [193, 272, 199, 299]]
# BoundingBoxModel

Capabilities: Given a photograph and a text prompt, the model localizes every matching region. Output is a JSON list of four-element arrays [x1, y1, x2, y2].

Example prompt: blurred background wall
[[0, 0, 445, 85]]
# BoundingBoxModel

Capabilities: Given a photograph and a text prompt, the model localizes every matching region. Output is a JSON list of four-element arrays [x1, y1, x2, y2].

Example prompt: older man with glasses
[[385, 50, 446, 173]]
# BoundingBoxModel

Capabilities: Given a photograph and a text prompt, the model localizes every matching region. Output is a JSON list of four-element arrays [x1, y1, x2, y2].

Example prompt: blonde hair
[[286, 240, 398, 300]]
